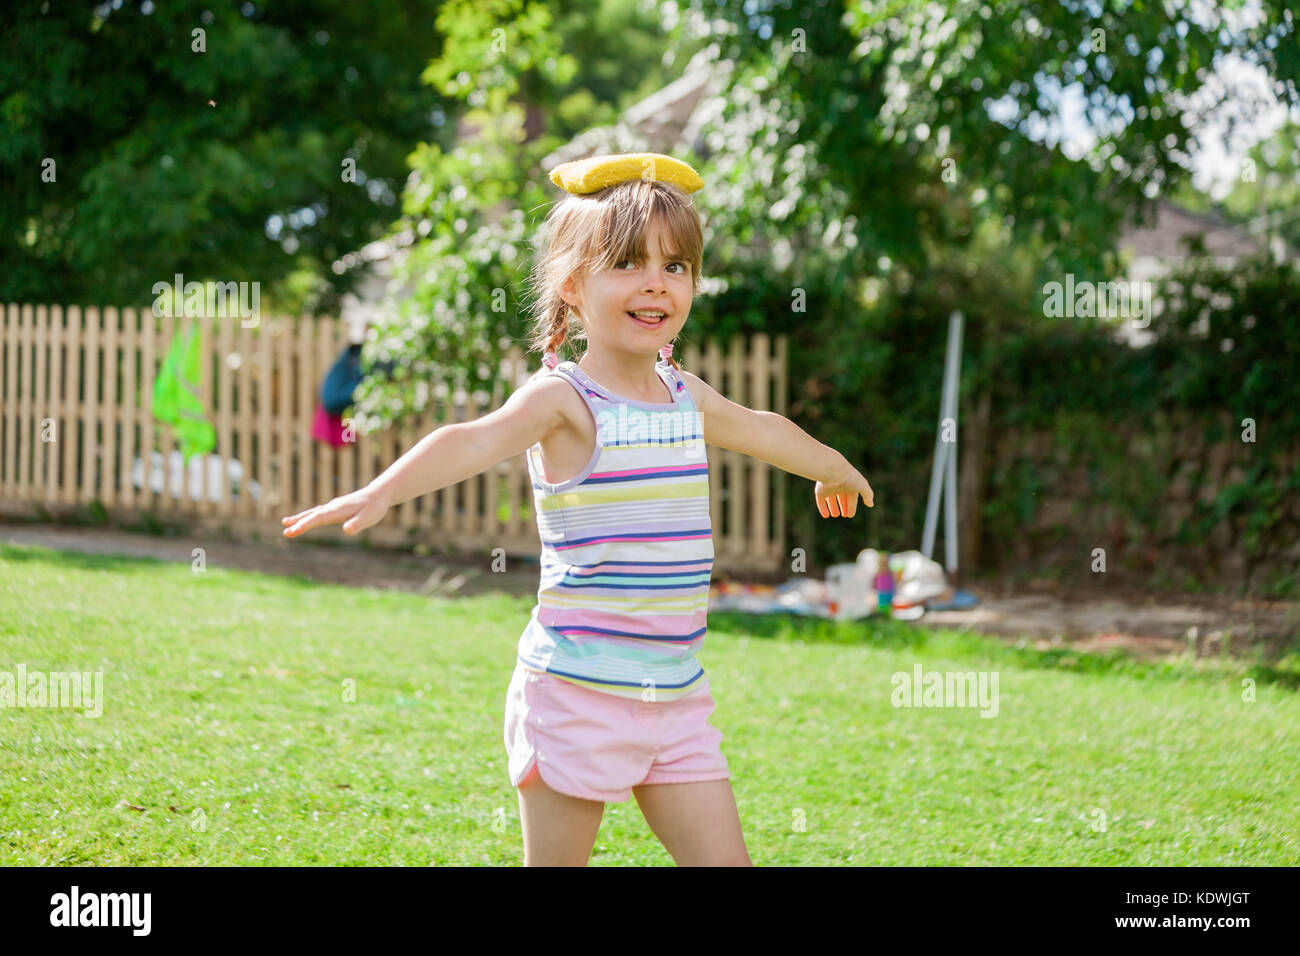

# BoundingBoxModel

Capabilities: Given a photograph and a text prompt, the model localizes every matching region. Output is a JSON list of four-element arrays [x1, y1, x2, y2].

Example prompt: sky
[[1050, 54, 1298, 201], [1029, 0, 1299, 202]]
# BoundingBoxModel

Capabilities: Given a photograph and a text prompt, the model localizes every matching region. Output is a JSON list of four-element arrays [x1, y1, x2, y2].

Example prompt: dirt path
[[3, 521, 1295, 661], [923, 586, 1298, 660], [0, 521, 541, 599]]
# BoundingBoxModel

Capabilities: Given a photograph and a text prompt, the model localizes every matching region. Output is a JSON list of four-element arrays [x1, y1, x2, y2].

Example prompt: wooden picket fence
[[0, 304, 788, 573]]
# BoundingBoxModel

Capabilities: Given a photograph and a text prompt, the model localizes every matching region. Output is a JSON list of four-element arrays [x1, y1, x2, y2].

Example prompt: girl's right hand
[[282, 487, 391, 538], [813, 464, 874, 518]]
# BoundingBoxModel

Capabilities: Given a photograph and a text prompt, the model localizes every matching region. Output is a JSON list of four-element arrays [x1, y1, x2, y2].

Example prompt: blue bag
[[321, 342, 363, 415]]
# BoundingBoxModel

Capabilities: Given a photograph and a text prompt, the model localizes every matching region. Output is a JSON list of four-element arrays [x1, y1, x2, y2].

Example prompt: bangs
[[575, 179, 703, 280]]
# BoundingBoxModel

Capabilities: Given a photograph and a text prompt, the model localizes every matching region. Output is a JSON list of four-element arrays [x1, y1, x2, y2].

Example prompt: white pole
[[921, 439, 945, 560], [922, 311, 963, 565], [943, 312, 963, 576]]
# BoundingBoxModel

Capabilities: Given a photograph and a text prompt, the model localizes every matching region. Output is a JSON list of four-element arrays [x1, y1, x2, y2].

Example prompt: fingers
[[283, 513, 316, 537], [342, 509, 366, 536], [282, 502, 338, 538], [815, 484, 843, 518], [815, 486, 875, 517], [344, 496, 389, 536]]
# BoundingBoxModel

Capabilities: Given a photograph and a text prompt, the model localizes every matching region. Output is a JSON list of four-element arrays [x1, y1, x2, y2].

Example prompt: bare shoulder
[[514, 369, 590, 433], [673, 367, 717, 412]]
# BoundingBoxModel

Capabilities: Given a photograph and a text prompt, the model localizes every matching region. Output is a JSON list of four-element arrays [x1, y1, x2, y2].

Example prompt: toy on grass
[[873, 555, 895, 613]]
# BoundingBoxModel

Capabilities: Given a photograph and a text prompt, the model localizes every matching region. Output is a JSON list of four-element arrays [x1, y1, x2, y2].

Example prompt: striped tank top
[[517, 357, 713, 702]]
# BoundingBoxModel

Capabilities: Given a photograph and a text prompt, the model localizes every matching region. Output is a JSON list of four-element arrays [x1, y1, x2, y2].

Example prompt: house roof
[[1116, 199, 1271, 261], [541, 50, 727, 168]]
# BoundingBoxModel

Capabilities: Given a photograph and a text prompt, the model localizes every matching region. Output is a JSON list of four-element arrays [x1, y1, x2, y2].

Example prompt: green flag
[[152, 321, 216, 461]]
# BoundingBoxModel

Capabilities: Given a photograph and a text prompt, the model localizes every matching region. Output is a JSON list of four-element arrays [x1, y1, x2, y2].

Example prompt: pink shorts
[[503, 663, 731, 803]]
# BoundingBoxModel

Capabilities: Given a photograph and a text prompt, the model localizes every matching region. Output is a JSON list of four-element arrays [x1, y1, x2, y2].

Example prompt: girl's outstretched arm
[[281, 375, 571, 538], [678, 369, 874, 519]]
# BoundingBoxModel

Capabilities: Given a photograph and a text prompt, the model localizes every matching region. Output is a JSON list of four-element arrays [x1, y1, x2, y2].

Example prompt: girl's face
[[560, 217, 692, 358]]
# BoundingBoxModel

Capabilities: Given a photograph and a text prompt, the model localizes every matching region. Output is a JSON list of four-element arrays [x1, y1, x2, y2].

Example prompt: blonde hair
[[523, 178, 704, 371]]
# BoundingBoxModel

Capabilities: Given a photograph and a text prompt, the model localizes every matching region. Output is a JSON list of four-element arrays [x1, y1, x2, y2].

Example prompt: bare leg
[[633, 779, 752, 866], [516, 766, 606, 866]]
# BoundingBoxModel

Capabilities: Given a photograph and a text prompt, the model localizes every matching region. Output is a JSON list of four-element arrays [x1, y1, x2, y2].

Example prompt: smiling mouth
[[627, 310, 667, 328]]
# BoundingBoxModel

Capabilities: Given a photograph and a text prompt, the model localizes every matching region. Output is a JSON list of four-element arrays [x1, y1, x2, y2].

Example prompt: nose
[[643, 270, 667, 295]]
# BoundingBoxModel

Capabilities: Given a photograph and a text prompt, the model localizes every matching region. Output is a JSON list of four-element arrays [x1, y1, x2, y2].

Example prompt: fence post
[[47, 305, 65, 506]]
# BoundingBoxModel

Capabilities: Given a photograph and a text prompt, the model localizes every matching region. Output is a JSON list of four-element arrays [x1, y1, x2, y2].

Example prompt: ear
[[559, 273, 582, 309]]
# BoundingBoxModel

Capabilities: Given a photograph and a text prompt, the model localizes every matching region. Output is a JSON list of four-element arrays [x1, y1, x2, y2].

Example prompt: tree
[[1216, 119, 1300, 256], [672, 0, 1300, 292], [0, 0, 445, 311]]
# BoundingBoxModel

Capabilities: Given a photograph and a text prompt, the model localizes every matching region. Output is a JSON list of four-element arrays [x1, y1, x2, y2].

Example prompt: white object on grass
[[131, 451, 263, 503], [825, 561, 876, 621], [887, 549, 950, 608]]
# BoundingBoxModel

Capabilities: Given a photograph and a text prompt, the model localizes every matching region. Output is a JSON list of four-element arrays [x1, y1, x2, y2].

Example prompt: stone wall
[[967, 406, 1299, 592]]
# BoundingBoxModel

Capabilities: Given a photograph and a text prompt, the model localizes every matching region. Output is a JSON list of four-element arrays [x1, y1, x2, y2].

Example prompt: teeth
[[629, 310, 665, 318]]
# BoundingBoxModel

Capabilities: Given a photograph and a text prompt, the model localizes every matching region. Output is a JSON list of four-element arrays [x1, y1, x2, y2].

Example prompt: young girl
[[282, 152, 874, 866]]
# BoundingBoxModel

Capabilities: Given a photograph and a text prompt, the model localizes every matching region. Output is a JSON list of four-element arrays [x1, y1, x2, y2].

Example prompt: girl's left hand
[[814, 466, 874, 518]]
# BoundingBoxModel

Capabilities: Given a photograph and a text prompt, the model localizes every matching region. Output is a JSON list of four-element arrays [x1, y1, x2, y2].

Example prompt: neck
[[578, 348, 669, 401]]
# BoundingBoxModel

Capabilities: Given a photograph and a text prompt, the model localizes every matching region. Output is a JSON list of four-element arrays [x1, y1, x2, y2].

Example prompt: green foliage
[[1216, 119, 1300, 254], [0, 1, 445, 310], [939, 251, 1298, 590], [733, 212, 1300, 586], [1151, 256, 1300, 445], [676, 0, 1300, 287], [120, 509, 172, 538], [359, 0, 1300, 458]]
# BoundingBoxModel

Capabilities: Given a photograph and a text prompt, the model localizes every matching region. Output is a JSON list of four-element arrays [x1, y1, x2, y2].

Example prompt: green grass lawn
[[2, 541, 1298, 866]]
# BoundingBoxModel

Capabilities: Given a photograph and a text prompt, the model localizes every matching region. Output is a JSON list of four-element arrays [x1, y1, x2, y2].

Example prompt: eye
[[614, 258, 687, 274]]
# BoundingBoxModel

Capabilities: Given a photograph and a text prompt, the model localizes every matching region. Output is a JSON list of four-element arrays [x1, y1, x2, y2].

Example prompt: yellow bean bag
[[548, 152, 704, 195]]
